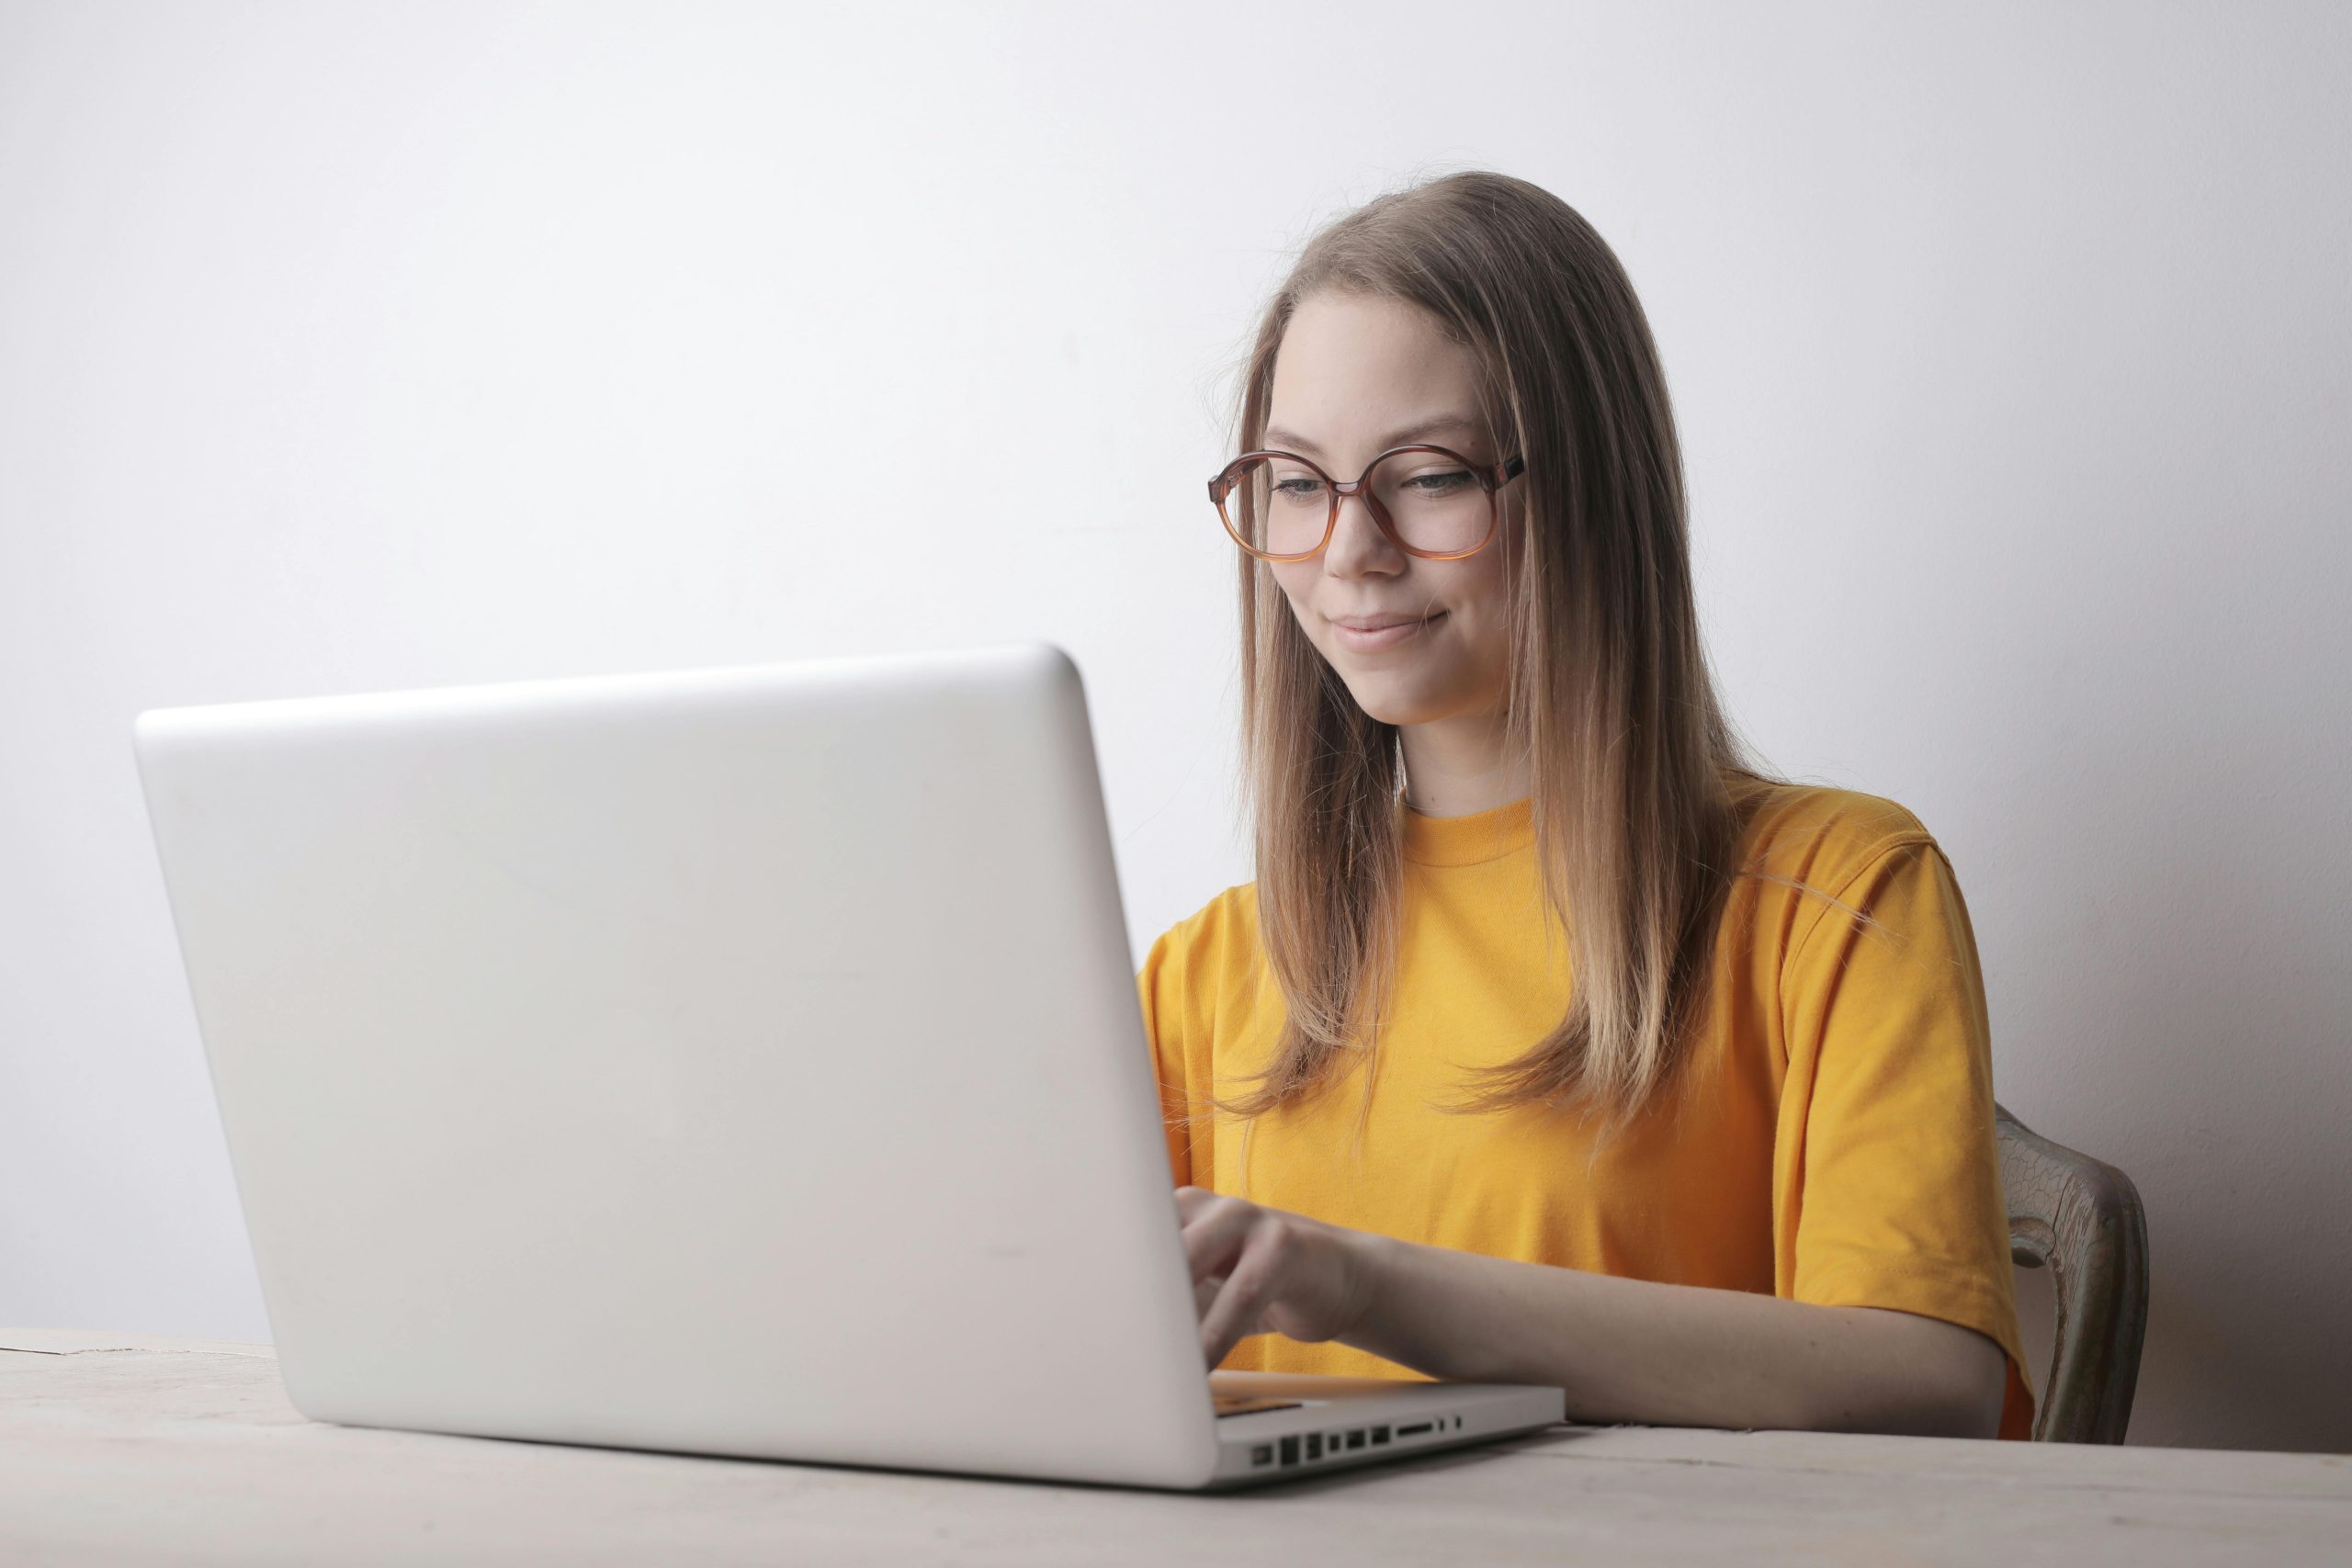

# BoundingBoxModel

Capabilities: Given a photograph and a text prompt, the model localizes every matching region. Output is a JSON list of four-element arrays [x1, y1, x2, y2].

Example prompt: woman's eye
[[1272, 478, 1325, 500], [1409, 469, 1473, 493]]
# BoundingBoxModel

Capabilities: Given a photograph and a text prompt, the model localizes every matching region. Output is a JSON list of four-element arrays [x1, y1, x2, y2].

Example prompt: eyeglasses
[[1207, 445, 1527, 562]]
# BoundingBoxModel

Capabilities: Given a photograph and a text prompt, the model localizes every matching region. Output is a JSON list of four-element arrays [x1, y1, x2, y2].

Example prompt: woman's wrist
[[1329, 1224, 1407, 1356], [1325, 1228, 1567, 1392]]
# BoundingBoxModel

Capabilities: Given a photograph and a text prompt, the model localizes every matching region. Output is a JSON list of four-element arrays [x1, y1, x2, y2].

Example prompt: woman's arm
[[1179, 1186, 2009, 1439]]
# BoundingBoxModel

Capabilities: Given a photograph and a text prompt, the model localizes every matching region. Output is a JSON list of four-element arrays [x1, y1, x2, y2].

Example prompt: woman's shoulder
[[1142, 880, 1262, 976], [1136, 881, 1270, 1062], [1728, 773, 1947, 893]]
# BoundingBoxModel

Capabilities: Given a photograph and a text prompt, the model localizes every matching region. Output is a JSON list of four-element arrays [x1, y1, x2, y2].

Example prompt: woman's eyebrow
[[1262, 415, 1487, 457]]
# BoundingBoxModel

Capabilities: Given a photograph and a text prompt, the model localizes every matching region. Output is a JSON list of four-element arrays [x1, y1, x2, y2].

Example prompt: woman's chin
[[1334, 671, 1444, 727]]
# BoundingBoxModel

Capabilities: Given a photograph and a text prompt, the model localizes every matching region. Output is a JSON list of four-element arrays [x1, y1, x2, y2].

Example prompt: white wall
[[3, 0, 2346, 1451]]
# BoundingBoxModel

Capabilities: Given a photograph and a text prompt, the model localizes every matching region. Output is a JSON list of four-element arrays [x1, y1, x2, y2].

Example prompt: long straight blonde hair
[[1221, 170, 1854, 1135]]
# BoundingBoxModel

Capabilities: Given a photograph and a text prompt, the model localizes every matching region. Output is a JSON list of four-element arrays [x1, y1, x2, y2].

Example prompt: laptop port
[[1397, 1421, 1433, 1437], [1250, 1444, 1272, 1467], [1346, 1429, 1365, 1450], [1306, 1433, 1322, 1461], [1279, 1436, 1299, 1466], [1370, 1425, 1391, 1445]]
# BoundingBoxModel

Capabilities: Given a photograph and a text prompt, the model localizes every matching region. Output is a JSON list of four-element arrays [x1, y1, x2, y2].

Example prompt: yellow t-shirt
[[1135, 779, 2036, 1441]]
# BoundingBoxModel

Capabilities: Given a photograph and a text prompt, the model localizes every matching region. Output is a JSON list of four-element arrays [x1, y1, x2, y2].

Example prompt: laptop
[[130, 639, 1566, 1490]]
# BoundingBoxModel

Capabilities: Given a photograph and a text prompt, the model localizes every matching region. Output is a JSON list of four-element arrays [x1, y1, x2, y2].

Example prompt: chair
[[1995, 1102, 2150, 1443]]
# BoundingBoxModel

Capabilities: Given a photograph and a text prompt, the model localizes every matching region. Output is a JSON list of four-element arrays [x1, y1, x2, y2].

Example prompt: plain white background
[[2, 0, 2346, 1452]]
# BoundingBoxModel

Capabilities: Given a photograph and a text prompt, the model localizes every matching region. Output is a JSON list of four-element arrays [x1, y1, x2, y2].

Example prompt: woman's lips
[[1333, 612, 1444, 651]]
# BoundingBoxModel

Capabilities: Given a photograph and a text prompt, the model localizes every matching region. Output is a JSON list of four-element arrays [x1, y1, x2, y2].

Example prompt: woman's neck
[[1399, 715, 1529, 817]]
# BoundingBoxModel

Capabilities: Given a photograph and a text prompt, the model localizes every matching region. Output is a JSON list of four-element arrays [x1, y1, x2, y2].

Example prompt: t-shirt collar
[[1398, 793, 1536, 866]]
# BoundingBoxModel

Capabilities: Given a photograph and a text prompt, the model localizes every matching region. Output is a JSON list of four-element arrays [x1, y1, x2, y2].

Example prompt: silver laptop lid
[[133, 641, 1221, 1487]]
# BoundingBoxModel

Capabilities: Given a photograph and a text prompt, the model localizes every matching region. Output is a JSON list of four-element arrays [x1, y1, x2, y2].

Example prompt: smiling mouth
[[1332, 611, 1446, 646]]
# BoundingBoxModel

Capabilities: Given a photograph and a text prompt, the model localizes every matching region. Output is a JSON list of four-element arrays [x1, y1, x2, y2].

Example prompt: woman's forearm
[[1335, 1230, 2007, 1438]]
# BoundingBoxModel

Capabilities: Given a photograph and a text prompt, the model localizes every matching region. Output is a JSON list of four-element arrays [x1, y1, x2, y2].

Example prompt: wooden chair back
[[1995, 1102, 2150, 1442]]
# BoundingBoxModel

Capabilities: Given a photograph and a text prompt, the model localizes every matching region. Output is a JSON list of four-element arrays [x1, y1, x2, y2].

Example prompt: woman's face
[[1261, 290, 1518, 729]]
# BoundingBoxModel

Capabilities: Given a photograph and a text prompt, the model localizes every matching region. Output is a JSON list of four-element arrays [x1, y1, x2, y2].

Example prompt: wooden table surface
[[4, 1331, 2346, 1566]]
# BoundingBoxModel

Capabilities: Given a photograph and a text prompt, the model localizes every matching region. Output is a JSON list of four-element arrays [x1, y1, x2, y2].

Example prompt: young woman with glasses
[[1140, 170, 2031, 1439]]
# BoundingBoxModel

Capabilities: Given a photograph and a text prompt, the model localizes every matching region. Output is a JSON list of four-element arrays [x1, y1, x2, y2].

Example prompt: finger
[[1199, 1214, 1290, 1368], [1173, 1186, 1216, 1220], [1181, 1195, 1262, 1284]]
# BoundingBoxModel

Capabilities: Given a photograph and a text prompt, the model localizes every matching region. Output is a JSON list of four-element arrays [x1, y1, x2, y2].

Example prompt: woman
[[1137, 170, 2032, 1440]]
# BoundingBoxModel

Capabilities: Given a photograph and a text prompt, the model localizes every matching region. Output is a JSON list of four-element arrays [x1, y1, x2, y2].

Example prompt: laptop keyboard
[[1213, 1394, 1305, 1418]]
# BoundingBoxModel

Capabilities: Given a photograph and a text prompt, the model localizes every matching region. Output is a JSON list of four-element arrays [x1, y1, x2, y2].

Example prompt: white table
[[4, 1331, 2346, 1565]]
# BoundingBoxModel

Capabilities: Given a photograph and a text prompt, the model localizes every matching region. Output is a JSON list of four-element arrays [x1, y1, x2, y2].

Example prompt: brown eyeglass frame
[[1207, 445, 1528, 562]]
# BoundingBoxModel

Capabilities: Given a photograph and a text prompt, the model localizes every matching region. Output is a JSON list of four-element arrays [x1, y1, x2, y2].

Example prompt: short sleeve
[[1136, 925, 1196, 1189], [1779, 838, 2038, 1440]]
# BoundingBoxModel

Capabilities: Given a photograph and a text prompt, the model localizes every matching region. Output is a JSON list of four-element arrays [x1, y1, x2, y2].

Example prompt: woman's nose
[[1321, 489, 1396, 569]]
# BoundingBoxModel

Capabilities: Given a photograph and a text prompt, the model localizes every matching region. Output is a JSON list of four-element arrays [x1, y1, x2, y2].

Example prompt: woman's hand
[[1176, 1186, 1384, 1369]]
